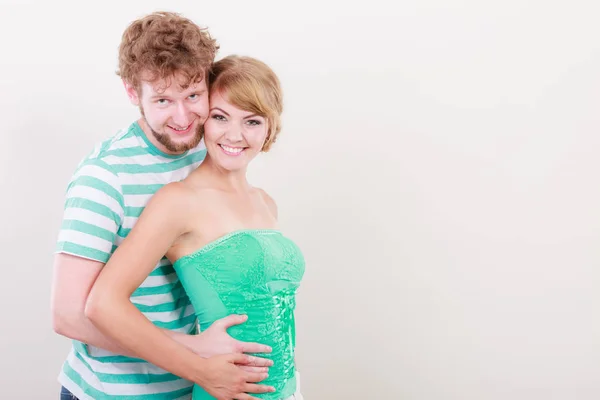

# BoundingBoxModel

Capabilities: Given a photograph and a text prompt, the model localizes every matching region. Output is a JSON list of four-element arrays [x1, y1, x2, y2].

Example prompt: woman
[[87, 55, 305, 400]]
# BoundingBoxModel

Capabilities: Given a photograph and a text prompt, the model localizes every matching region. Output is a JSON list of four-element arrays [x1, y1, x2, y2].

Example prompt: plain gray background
[[2, 0, 600, 399]]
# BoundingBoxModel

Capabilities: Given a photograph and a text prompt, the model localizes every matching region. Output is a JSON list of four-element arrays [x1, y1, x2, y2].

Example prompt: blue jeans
[[60, 386, 79, 400]]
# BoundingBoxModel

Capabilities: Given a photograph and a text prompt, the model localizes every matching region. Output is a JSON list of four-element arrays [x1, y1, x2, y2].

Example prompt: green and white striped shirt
[[56, 121, 206, 399]]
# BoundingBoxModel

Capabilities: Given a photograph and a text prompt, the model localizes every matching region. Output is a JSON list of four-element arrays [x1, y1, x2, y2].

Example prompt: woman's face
[[204, 91, 269, 172]]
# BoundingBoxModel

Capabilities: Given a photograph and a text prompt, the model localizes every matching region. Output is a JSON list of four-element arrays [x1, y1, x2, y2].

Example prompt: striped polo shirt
[[55, 121, 206, 399]]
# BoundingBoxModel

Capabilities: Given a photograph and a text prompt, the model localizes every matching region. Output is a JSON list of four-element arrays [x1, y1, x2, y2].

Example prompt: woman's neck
[[193, 154, 252, 193]]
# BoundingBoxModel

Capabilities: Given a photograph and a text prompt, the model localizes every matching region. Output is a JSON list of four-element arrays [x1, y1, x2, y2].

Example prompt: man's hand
[[178, 315, 273, 372], [196, 353, 276, 400]]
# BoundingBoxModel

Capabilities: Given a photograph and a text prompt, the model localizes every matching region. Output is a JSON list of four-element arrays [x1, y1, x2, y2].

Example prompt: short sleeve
[[55, 161, 125, 263]]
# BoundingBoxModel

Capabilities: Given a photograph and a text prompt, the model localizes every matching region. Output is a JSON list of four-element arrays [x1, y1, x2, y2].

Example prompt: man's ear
[[123, 79, 140, 106]]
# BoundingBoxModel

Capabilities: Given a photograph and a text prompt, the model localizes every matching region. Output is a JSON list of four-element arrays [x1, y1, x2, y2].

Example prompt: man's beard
[[141, 107, 204, 153]]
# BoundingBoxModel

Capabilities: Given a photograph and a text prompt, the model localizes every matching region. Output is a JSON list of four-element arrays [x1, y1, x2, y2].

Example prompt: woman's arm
[[85, 183, 275, 398]]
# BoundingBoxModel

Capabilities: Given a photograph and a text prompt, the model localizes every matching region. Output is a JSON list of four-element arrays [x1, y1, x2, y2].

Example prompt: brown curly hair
[[117, 11, 218, 91], [209, 56, 283, 152]]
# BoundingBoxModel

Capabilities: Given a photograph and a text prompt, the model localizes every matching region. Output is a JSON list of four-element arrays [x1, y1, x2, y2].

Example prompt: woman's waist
[[198, 289, 297, 328], [198, 295, 298, 374], [196, 316, 297, 399], [199, 306, 297, 353]]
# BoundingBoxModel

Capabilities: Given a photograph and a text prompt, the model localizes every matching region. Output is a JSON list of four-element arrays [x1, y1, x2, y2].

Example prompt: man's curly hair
[[117, 11, 219, 91]]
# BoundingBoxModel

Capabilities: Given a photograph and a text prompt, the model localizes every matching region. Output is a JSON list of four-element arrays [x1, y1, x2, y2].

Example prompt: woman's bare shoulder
[[255, 187, 278, 219], [151, 181, 196, 207]]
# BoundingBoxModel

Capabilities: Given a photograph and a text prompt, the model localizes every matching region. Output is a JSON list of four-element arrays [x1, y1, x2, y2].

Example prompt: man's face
[[125, 72, 209, 154]]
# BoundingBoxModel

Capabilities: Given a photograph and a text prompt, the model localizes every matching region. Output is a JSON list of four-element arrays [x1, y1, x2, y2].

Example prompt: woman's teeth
[[221, 145, 243, 154]]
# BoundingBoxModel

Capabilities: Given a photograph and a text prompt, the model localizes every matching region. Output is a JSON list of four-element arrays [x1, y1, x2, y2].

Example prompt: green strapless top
[[172, 229, 306, 400]]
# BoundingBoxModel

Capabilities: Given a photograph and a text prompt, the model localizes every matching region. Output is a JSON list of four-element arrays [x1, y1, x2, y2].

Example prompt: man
[[51, 11, 272, 399]]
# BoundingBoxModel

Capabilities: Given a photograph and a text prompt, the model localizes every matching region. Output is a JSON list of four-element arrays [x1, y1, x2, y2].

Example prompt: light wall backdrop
[[1, 1, 600, 399]]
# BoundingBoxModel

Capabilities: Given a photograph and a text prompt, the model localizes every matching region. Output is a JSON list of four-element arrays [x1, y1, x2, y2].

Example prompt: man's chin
[[161, 137, 202, 153], [150, 122, 203, 153]]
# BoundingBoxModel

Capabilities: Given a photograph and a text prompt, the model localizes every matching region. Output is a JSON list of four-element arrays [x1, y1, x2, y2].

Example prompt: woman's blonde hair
[[209, 56, 283, 151]]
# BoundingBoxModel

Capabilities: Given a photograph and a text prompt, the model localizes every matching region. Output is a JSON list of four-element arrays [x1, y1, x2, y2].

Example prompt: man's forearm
[[55, 312, 194, 360], [54, 312, 138, 357]]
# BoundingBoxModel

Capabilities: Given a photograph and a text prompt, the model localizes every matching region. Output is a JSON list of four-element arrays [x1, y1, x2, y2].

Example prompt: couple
[[51, 11, 305, 400]]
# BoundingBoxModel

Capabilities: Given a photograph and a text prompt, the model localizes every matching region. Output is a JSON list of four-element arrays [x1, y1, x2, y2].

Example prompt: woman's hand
[[174, 314, 273, 373], [195, 353, 276, 400]]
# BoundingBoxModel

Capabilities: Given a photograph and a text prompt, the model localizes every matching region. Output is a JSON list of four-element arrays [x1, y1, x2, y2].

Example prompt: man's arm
[[51, 253, 138, 356], [51, 253, 185, 357], [52, 161, 140, 355]]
